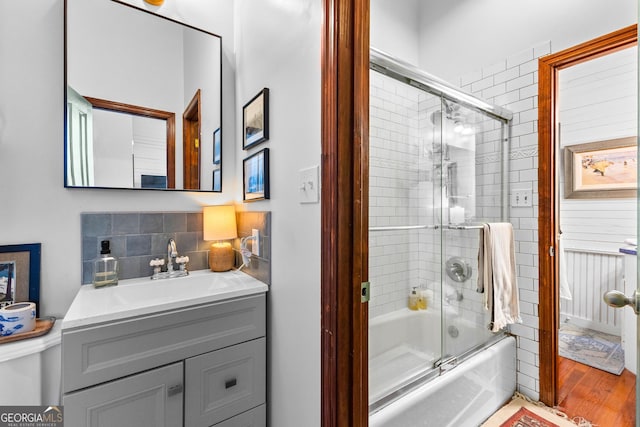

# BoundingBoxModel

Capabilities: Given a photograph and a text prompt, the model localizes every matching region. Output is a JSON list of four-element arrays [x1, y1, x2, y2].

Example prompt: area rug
[[481, 394, 592, 427], [558, 323, 624, 375]]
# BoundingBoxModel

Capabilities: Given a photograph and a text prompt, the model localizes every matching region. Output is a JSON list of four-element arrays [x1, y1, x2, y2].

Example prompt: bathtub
[[369, 308, 516, 427]]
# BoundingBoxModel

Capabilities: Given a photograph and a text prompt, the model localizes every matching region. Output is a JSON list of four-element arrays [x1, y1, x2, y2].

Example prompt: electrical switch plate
[[298, 165, 319, 204], [251, 229, 260, 256], [511, 189, 533, 207]]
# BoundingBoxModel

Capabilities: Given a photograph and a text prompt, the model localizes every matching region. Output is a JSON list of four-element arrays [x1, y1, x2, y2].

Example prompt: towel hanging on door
[[477, 222, 522, 332]]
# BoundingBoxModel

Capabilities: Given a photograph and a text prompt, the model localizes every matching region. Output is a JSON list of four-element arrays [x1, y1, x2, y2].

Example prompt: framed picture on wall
[[0, 243, 41, 316], [212, 169, 221, 192], [563, 136, 637, 199], [213, 128, 221, 165], [242, 88, 269, 150], [243, 148, 270, 202]]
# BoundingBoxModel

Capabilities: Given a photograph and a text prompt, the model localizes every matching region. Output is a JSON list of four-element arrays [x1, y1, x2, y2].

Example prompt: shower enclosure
[[368, 48, 513, 416]]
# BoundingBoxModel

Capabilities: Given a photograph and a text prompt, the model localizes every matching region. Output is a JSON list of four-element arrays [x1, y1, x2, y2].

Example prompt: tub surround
[[63, 269, 268, 330]]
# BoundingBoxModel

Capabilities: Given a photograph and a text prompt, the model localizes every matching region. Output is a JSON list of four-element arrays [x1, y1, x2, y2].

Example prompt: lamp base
[[209, 243, 234, 272]]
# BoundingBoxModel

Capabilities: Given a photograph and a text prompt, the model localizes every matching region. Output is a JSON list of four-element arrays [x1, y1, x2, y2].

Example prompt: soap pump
[[408, 287, 419, 311], [93, 240, 119, 288]]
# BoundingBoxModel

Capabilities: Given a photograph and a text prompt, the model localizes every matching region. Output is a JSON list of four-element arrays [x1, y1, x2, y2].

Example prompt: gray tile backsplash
[[81, 210, 271, 286]]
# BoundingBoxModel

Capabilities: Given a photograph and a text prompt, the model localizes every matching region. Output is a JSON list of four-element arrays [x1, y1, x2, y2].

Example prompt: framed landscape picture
[[242, 88, 269, 150], [564, 136, 637, 199], [243, 148, 270, 202]]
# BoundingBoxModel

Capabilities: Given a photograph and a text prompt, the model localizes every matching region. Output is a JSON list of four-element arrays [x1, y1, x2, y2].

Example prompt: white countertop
[[62, 270, 269, 330]]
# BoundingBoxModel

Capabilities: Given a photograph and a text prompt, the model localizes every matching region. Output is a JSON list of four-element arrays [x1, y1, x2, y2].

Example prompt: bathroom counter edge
[[62, 270, 268, 330]]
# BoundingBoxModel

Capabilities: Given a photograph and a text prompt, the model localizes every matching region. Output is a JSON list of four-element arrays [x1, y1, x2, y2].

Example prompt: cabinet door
[[185, 338, 266, 427], [64, 362, 183, 427]]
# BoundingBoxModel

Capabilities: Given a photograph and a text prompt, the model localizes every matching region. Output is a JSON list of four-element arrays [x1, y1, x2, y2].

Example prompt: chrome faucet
[[167, 238, 178, 272]]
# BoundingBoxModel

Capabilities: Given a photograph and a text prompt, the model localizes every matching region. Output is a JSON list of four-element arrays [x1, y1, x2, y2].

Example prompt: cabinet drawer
[[185, 338, 266, 427], [215, 405, 266, 427], [63, 294, 265, 393], [63, 362, 183, 427]]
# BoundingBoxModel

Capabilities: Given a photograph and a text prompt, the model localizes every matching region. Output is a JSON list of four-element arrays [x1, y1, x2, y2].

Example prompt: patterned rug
[[481, 394, 592, 427], [499, 407, 559, 427], [558, 323, 625, 375]]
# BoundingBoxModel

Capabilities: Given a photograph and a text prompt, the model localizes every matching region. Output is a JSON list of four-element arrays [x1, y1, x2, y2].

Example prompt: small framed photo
[[564, 136, 637, 199], [243, 148, 270, 202], [0, 243, 41, 316], [212, 169, 221, 192], [242, 88, 269, 150], [213, 128, 221, 165]]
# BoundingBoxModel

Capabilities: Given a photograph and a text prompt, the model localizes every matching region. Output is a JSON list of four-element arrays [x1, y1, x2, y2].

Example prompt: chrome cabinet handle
[[167, 384, 183, 397]]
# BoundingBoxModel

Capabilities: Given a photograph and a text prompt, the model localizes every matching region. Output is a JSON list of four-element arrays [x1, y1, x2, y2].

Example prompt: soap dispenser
[[408, 287, 419, 311], [93, 240, 119, 288]]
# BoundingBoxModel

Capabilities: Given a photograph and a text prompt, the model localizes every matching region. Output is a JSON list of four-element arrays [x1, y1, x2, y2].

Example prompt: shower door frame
[[537, 24, 638, 407]]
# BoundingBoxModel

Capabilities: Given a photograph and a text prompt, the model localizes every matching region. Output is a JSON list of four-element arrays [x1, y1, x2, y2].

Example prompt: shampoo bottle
[[93, 240, 119, 288], [418, 286, 428, 310], [408, 287, 419, 311]]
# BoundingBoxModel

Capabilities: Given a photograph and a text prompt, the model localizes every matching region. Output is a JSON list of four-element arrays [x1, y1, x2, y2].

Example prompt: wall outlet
[[511, 189, 532, 207], [251, 229, 260, 256]]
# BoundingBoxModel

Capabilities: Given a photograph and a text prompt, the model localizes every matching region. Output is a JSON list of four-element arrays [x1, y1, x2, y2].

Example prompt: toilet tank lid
[[0, 322, 61, 364]]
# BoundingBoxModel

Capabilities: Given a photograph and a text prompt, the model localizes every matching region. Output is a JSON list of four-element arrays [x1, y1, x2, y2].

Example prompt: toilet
[[0, 321, 62, 405]]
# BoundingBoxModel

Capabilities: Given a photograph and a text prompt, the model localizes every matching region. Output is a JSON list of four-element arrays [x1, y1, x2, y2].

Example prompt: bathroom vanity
[[61, 270, 268, 427]]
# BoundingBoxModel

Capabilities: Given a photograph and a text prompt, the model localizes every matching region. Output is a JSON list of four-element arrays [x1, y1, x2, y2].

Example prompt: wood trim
[[183, 89, 201, 190], [83, 96, 176, 189], [537, 24, 637, 407], [321, 0, 370, 425]]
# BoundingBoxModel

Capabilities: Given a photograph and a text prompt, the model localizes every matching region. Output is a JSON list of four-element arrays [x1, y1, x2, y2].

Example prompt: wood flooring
[[557, 356, 636, 426]]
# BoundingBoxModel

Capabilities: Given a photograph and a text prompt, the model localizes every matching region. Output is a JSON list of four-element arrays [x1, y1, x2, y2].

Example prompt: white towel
[[477, 222, 521, 332]]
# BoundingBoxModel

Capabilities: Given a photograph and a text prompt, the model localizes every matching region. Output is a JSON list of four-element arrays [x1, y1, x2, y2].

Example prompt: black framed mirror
[[65, 0, 222, 191]]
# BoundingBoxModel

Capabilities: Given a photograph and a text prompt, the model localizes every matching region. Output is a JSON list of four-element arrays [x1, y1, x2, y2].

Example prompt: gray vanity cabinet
[[62, 294, 267, 427], [185, 338, 266, 426], [64, 362, 184, 427]]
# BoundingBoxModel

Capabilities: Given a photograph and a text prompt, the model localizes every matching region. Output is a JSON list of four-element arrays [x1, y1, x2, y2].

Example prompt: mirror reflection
[[65, 0, 222, 191]]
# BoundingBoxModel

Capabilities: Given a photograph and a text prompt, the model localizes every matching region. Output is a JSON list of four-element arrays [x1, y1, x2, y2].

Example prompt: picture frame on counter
[[0, 243, 41, 316]]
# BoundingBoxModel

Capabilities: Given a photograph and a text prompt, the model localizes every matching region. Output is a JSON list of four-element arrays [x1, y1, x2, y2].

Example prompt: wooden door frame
[[538, 24, 637, 406], [183, 89, 201, 190], [321, 0, 370, 426], [83, 96, 176, 188]]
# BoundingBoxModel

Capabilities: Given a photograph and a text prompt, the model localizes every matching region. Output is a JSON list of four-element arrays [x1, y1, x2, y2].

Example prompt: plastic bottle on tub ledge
[[408, 287, 419, 311]]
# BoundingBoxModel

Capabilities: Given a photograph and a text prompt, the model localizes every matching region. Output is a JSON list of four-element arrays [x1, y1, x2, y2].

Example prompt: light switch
[[511, 189, 532, 207], [299, 165, 319, 204]]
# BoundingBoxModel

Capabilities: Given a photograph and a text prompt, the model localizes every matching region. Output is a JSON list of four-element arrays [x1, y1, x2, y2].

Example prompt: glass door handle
[[603, 290, 639, 315]]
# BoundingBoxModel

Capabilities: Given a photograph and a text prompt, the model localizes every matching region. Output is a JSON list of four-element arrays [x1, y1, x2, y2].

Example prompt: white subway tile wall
[[459, 41, 552, 400], [369, 70, 506, 345]]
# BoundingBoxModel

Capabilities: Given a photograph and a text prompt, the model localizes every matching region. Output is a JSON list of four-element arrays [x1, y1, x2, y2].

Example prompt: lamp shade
[[203, 206, 238, 241]]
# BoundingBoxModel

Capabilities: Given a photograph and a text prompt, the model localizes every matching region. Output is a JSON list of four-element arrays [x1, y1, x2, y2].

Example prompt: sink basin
[[63, 270, 268, 330]]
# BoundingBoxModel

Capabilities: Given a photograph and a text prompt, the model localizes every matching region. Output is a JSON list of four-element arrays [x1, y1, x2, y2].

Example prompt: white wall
[[371, 0, 420, 65], [417, 0, 637, 83], [559, 47, 637, 253], [234, 1, 322, 426], [0, 0, 235, 317]]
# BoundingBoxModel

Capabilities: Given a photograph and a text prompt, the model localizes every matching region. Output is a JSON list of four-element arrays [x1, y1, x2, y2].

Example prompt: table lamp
[[203, 205, 238, 272]]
